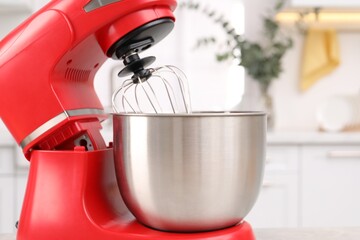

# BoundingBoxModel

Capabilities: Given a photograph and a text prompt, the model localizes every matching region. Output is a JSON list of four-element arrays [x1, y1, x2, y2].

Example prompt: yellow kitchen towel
[[300, 28, 340, 91]]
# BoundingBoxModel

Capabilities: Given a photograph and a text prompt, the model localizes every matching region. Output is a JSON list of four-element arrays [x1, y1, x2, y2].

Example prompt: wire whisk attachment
[[112, 64, 192, 114]]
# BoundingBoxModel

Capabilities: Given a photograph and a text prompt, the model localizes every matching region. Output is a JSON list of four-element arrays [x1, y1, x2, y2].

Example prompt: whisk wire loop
[[112, 65, 192, 114], [157, 65, 192, 114], [137, 76, 159, 114]]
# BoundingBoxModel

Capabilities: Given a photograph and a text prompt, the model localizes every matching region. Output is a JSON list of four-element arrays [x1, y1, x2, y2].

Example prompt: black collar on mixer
[[107, 18, 174, 83], [118, 52, 156, 83], [107, 18, 174, 59]]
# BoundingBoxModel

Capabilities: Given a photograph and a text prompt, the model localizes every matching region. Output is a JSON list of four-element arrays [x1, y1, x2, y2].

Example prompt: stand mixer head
[[0, 0, 177, 158]]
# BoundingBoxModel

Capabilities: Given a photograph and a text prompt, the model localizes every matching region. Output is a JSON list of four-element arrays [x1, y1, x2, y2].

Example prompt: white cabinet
[[0, 146, 15, 234], [249, 137, 360, 229], [247, 146, 299, 228], [15, 173, 28, 219], [0, 177, 15, 233], [14, 148, 29, 222], [0, 145, 28, 234], [247, 174, 299, 228], [0, 147, 14, 175], [301, 145, 360, 227]]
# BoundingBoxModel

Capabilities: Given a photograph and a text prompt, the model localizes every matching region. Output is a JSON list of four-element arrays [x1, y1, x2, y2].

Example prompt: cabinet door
[[302, 145, 360, 227], [0, 147, 14, 175], [246, 145, 299, 228], [246, 174, 298, 228], [15, 173, 28, 219], [0, 177, 15, 233], [15, 147, 29, 170], [265, 145, 298, 173]]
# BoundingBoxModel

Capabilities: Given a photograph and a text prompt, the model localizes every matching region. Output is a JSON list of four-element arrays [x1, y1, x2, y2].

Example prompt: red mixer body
[[0, 0, 256, 239], [17, 147, 255, 240]]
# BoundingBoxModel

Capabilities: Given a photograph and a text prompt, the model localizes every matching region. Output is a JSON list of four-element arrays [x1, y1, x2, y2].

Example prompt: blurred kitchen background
[[1, 0, 360, 234]]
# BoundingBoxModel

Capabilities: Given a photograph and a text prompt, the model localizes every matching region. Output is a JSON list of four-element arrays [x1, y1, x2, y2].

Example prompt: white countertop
[[2, 228, 360, 240]]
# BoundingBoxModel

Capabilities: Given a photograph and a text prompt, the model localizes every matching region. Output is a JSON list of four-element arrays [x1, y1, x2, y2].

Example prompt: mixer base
[[17, 148, 255, 240]]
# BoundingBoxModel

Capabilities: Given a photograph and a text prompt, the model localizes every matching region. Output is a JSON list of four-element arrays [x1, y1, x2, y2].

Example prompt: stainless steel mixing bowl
[[113, 112, 266, 232]]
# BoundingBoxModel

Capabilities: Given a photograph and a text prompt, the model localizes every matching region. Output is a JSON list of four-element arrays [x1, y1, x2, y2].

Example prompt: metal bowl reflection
[[113, 112, 266, 232]]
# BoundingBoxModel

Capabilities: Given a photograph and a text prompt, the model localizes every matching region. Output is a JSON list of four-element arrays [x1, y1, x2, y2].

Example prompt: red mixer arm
[[0, 0, 176, 159]]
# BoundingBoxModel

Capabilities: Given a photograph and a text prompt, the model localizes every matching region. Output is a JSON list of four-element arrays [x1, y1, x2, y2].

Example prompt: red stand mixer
[[0, 0, 263, 239]]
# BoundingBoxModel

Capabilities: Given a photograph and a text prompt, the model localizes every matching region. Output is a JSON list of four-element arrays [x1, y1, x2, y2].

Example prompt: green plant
[[180, 0, 293, 93]]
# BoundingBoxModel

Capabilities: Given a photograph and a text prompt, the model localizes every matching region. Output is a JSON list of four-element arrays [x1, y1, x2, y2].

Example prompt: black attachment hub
[[118, 54, 156, 83], [108, 18, 174, 59]]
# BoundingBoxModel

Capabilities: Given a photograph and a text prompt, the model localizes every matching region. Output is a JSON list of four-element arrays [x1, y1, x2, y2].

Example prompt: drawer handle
[[327, 151, 360, 158]]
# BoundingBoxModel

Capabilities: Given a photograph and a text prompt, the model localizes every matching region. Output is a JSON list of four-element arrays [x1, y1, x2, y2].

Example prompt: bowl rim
[[112, 111, 266, 117]]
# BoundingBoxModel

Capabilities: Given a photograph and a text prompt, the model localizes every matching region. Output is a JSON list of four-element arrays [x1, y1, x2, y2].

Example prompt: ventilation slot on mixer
[[65, 68, 91, 82]]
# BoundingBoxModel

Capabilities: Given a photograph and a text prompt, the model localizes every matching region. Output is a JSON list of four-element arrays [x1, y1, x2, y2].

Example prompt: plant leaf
[[275, 0, 285, 11]]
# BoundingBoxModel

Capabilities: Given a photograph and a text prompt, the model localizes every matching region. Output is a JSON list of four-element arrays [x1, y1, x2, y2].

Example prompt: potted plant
[[181, 0, 294, 129]]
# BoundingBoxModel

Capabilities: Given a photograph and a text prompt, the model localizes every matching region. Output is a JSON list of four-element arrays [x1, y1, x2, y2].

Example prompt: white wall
[[273, 33, 360, 130], [164, 0, 360, 131], [0, 12, 29, 38], [242, 0, 360, 131]]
